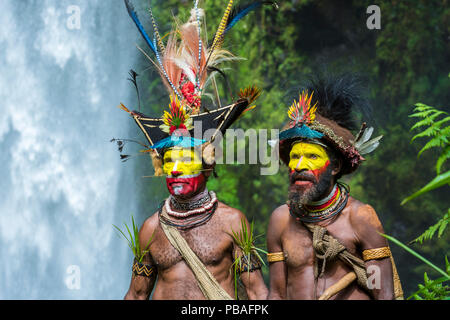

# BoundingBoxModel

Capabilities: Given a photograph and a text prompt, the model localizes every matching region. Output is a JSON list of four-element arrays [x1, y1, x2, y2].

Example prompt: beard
[[287, 165, 334, 215]]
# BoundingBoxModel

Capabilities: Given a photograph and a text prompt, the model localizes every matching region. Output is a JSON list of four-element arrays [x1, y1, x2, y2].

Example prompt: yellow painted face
[[288, 142, 330, 172], [163, 148, 203, 177]]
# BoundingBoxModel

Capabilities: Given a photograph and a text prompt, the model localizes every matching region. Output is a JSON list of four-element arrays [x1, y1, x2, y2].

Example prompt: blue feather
[[124, 0, 157, 56], [150, 136, 206, 150], [225, 2, 263, 33], [279, 125, 324, 141], [225, 1, 276, 33]]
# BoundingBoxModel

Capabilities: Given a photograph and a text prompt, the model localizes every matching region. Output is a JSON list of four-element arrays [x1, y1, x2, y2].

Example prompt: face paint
[[163, 148, 205, 197], [163, 148, 203, 177], [288, 142, 330, 188], [288, 142, 330, 172]]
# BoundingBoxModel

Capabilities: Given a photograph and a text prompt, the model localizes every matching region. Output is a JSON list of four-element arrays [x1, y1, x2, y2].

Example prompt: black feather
[[207, 66, 233, 99], [127, 69, 141, 112], [301, 72, 372, 131]]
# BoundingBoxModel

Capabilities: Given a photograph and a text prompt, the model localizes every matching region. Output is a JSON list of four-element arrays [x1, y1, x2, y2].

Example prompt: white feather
[[172, 58, 196, 84]]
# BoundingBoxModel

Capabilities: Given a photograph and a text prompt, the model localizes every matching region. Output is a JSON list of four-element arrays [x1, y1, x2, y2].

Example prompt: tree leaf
[[381, 233, 450, 280], [401, 170, 450, 204]]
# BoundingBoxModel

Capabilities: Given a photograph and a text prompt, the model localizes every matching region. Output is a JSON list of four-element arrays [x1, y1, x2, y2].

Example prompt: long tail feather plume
[[210, 0, 234, 52], [148, 4, 165, 53], [123, 0, 266, 119], [124, 0, 158, 55], [225, 1, 278, 33]]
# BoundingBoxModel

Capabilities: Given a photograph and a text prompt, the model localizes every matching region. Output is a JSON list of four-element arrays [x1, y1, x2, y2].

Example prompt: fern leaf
[[412, 209, 449, 244], [418, 135, 447, 157], [411, 126, 439, 142], [409, 109, 437, 118], [413, 103, 433, 111], [410, 112, 448, 130], [436, 145, 450, 174], [433, 115, 450, 127]]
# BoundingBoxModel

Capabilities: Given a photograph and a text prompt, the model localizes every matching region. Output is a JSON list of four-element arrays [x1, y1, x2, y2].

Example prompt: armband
[[236, 253, 262, 273], [267, 251, 286, 263], [362, 246, 391, 262], [132, 258, 156, 277]]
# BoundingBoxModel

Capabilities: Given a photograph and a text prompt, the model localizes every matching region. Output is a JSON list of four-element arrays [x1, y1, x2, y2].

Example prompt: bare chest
[[150, 219, 233, 270], [282, 215, 359, 269]]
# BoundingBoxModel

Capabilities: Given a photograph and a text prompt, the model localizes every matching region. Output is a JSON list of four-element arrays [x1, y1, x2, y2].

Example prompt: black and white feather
[[353, 123, 382, 155]]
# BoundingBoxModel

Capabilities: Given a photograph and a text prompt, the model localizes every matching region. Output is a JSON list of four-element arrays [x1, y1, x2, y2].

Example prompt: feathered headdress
[[280, 90, 324, 141], [119, 0, 276, 175], [278, 73, 382, 175]]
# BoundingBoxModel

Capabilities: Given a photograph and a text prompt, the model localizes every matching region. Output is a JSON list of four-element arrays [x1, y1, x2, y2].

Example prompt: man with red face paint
[[266, 74, 403, 300], [120, 96, 267, 300], [124, 144, 268, 300], [118, 0, 272, 300]]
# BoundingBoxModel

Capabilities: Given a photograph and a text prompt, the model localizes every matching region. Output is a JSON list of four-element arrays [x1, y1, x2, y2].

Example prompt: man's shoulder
[[140, 211, 160, 236], [216, 201, 246, 222], [270, 204, 290, 220], [346, 196, 380, 226], [267, 204, 291, 234]]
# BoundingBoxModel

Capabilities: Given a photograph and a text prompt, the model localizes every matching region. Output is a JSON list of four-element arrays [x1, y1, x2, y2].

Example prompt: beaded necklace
[[159, 191, 218, 230], [165, 191, 217, 218], [289, 183, 349, 223]]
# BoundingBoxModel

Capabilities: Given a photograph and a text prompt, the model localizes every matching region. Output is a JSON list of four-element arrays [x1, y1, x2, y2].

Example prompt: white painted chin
[[172, 185, 183, 195]]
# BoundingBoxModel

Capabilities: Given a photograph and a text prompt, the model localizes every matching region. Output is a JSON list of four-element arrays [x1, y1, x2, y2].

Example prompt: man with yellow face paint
[[163, 148, 205, 197], [288, 142, 330, 177], [266, 74, 403, 300], [124, 139, 268, 300], [119, 0, 271, 300]]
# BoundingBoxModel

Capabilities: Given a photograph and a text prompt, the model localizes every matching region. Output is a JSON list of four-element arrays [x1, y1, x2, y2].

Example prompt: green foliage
[[401, 171, 450, 205], [382, 234, 450, 280], [113, 215, 154, 263], [389, 99, 450, 300], [381, 234, 450, 300], [402, 102, 449, 245], [410, 271, 450, 300], [409, 103, 450, 173], [130, 0, 449, 295], [229, 218, 267, 299], [412, 209, 450, 245]]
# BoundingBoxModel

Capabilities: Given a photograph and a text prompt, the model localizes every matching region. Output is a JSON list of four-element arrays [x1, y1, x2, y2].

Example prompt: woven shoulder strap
[[159, 208, 233, 300], [303, 223, 370, 295]]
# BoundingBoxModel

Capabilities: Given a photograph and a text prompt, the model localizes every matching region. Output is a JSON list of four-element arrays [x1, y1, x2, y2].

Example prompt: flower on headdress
[[287, 90, 318, 127], [180, 80, 201, 112], [160, 95, 193, 135]]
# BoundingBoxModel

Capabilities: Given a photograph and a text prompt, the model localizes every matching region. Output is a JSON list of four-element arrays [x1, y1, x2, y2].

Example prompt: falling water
[[0, 0, 140, 299]]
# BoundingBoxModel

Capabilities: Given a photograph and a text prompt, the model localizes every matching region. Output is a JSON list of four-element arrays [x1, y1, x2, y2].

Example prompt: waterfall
[[0, 0, 140, 299]]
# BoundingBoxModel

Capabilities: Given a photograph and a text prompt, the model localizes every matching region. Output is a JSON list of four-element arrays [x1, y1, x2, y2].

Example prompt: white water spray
[[0, 0, 140, 299]]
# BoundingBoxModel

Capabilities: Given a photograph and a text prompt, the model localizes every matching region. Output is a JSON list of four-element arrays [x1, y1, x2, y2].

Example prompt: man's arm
[[124, 216, 158, 300], [351, 204, 394, 300], [237, 251, 268, 300], [266, 206, 288, 300], [230, 212, 268, 300]]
